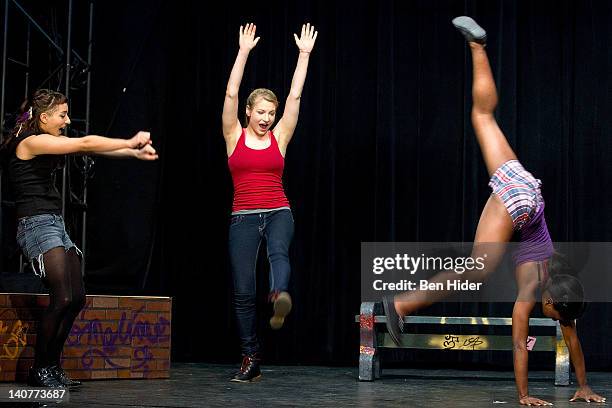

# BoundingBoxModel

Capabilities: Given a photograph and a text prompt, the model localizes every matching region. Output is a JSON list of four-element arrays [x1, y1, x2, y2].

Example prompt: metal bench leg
[[374, 353, 381, 379], [554, 322, 570, 386], [359, 302, 378, 381]]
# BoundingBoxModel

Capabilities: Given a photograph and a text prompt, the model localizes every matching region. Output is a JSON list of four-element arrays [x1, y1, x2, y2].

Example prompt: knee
[[50, 296, 73, 314], [51, 294, 85, 315], [471, 110, 495, 125], [267, 240, 290, 258], [233, 292, 256, 307], [512, 340, 528, 353], [468, 268, 490, 283]]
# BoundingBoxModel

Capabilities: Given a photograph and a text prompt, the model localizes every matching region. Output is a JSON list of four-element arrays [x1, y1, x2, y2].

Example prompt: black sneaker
[[382, 296, 404, 347], [452, 16, 487, 44], [49, 365, 82, 387], [230, 354, 262, 383], [27, 367, 65, 388], [269, 291, 292, 330]]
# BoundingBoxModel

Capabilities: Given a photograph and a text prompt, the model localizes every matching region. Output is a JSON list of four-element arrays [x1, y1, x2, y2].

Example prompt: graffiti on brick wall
[[0, 310, 30, 372], [67, 304, 170, 372]]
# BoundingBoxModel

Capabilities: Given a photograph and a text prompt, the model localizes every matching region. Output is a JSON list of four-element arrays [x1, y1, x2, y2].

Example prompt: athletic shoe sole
[[270, 292, 292, 330], [452, 16, 487, 44]]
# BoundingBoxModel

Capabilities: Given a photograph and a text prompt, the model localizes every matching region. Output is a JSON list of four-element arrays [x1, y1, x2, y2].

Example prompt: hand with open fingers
[[239, 23, 260, 52], [294, 23, 318, 53], [519, 395, 553, 406], [135, 143, 158, 161], [129, 131, 151, 149], [570, 386, 606, 403]]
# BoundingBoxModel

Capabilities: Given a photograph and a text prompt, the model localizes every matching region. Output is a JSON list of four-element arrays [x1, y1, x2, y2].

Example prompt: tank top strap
[[232, 128, 246, 154], [269, 130, 281, 153], [238, 128, 246, 146]]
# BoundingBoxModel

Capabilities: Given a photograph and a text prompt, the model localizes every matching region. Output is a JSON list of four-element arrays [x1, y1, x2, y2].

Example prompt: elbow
[[288, 92, 302, 101], [225, 89, 238, 100], [79, 137, 96, 152], [512, 340, 528, 353], [564, 336, 577, 351]]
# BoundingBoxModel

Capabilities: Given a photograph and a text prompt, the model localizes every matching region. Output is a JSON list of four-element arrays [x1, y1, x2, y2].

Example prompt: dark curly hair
[[0, 89, 68, 154]]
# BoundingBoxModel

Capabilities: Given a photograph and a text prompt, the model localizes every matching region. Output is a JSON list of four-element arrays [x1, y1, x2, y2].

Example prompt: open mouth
[[258, 123, 268, 131]]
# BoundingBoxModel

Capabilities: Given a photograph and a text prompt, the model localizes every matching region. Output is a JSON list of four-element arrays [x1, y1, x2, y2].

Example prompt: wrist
[[299, 50, 311, 55]]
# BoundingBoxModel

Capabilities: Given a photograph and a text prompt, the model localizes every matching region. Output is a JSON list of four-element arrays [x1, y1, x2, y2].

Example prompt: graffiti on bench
[[0, 310, 30, 372], [443, 334, 485, 350], [67, 303, 170, 372]]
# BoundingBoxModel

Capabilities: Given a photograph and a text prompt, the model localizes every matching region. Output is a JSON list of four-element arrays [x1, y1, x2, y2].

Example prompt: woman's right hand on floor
[[570, 386, 606, 403], [519, 395, 553, 406]]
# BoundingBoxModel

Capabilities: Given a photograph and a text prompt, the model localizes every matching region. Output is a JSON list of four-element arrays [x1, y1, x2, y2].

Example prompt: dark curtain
[[2, 0, 611, 369]]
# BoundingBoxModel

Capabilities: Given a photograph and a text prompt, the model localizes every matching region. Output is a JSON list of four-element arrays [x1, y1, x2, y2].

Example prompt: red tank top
[[228, 129, 290, 212]]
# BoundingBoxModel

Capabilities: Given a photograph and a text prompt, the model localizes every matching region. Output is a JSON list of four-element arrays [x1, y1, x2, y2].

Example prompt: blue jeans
[[228, 209, 294, 355]]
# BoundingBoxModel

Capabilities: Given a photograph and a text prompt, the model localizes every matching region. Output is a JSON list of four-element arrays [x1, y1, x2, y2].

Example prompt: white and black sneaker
[[452, 16, 487, 44]]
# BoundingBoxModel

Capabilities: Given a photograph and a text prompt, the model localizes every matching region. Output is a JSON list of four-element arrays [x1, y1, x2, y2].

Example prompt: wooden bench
[[356, 301, 569, 385]]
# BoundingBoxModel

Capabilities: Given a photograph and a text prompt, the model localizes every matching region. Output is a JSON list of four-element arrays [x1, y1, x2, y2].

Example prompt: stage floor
[[3, 363, 610, 407]]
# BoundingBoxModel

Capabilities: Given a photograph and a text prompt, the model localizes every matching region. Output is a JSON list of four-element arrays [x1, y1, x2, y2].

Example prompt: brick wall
[[0, 293, 172, 381]]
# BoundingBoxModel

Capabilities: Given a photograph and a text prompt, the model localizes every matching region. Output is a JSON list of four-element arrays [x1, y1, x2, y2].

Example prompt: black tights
[[34, 247, 86, 368]]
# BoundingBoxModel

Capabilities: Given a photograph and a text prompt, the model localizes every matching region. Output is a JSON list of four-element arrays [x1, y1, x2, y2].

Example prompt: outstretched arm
[[223, 23, 260, 150], [274, 23, 317, 153], [562, 322, 606, 403], [17, 131, 151, 160], [512, 264, 555, 406], [511, 300, 551, 406], [94, 143, 158, 160]]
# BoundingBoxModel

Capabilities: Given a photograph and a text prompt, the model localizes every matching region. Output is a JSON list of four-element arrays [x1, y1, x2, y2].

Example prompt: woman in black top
[[1, 89, 158, 387]]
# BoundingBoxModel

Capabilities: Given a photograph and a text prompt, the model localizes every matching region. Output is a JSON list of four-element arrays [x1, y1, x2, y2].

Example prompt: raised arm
[[273, 23, 318, 152], [562, 322, 606, 403], [16, 131, 151, 160], [223, 24, 260, 149]]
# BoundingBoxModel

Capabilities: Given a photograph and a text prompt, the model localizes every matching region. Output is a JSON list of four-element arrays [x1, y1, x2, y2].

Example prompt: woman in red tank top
[[222, 23, 317, 383]]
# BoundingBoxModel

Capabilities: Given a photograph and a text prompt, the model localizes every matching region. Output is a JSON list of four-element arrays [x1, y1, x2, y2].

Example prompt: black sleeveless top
[[7, 131, 63, 218]]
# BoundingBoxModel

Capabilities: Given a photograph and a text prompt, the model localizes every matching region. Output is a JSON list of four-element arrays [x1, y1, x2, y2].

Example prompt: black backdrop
[[2, 0, 612, 369]]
